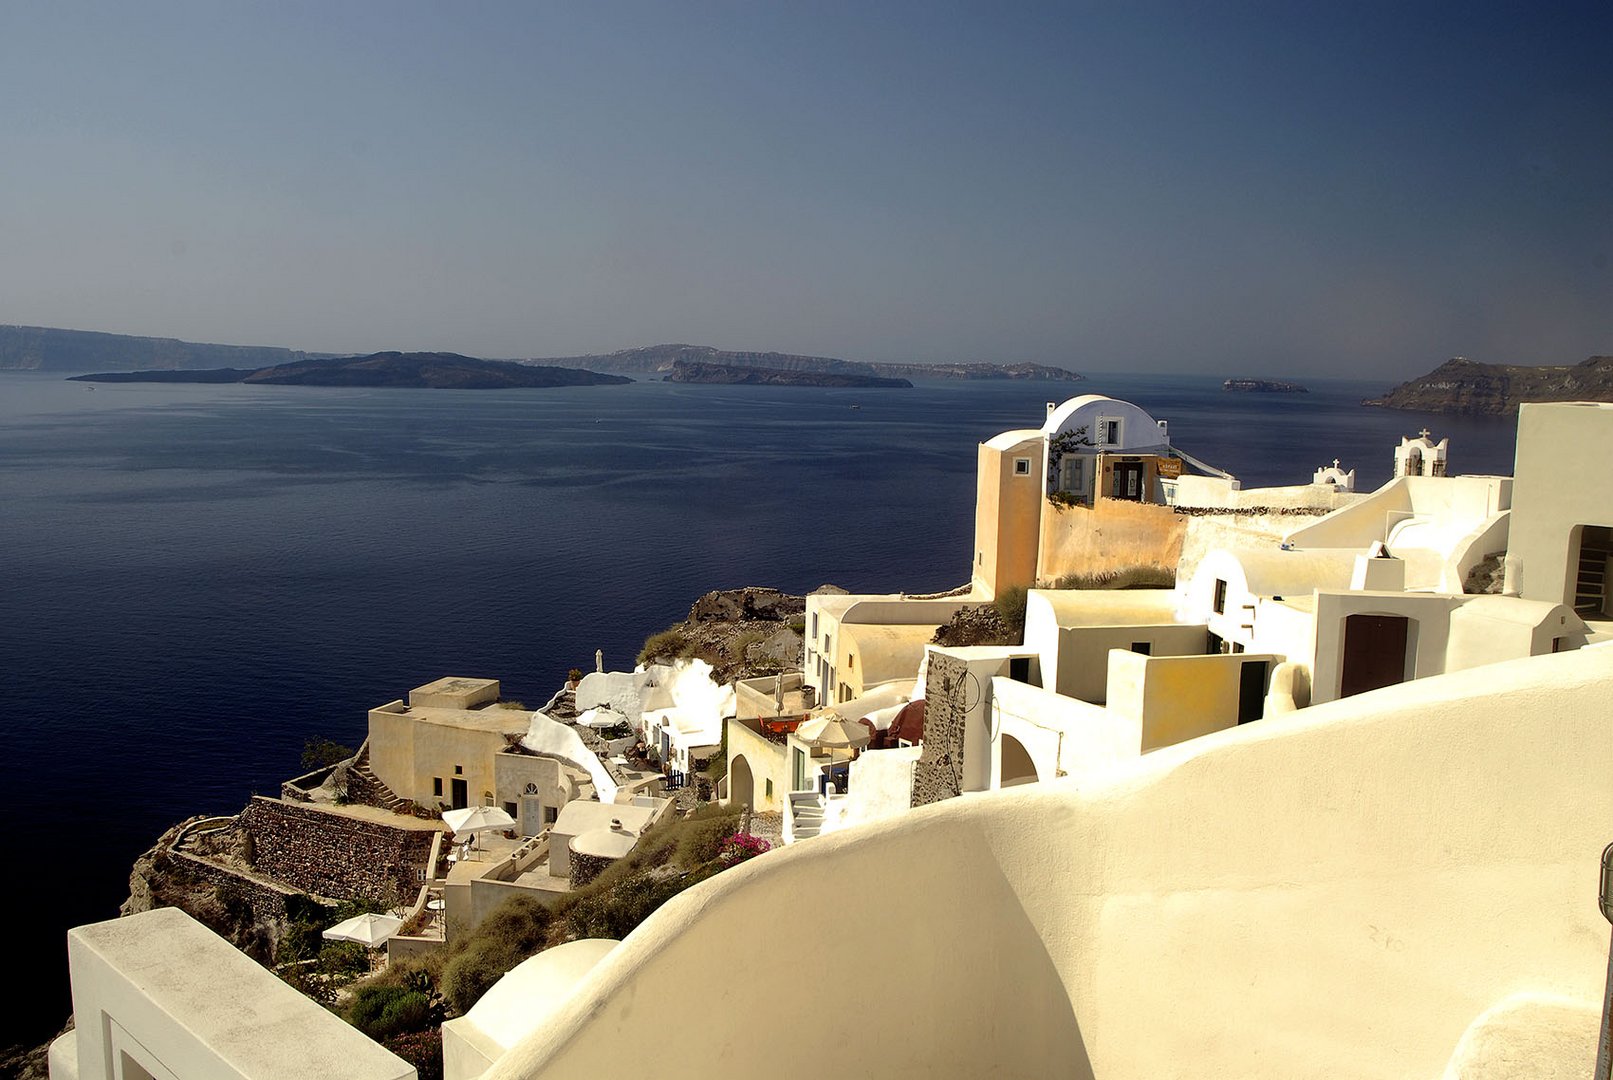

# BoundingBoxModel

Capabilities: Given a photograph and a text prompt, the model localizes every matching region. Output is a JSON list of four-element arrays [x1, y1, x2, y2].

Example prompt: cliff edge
[[1365, 355, 1613, 415]]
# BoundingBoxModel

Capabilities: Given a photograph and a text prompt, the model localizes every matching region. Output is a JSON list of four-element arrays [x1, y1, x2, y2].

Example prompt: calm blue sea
[[0, 369, 1517, 1047]]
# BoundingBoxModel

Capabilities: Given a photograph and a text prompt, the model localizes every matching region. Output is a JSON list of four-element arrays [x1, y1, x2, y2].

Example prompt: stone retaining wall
[[569, 850, 616, 889], [167, 850, 298, 926], [240, 797, 437, 905], [911, 652, 967, 807]]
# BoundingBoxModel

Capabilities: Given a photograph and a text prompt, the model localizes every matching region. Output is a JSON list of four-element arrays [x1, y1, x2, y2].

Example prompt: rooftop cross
[[1419, 428, 1432, 439]]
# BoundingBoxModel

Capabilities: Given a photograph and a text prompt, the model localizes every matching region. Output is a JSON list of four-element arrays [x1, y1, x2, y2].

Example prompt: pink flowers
[[718, 833, 772, 865]]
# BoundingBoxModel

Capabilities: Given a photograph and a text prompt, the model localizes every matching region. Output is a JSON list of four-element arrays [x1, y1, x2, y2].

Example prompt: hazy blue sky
[[2, 2, 1609, 377]]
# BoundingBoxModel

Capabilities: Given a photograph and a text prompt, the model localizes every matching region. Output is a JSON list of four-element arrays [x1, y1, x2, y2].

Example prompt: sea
[[0, 369, 1518, 1049]]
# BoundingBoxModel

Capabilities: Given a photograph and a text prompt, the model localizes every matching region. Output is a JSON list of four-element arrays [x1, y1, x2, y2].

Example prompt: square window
[[454, 764, 463, 775], [1013, 457, 1031, 476], [543, 806, 558, 824]]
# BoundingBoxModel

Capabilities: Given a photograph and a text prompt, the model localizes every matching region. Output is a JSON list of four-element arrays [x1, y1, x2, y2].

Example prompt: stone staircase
[[346, 741, 411, 814], [786, 790, 825, 843]]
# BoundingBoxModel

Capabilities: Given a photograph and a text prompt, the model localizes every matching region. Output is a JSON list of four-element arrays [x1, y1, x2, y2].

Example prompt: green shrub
[[301, 736, 355, 771], [991, 585, 1028, 639], [439, 896, 554, 1014], [348, 984, 436, 1040], [787, 616, 806, 635], [637, 626, 695, 665], [674, 805, 744, 867]]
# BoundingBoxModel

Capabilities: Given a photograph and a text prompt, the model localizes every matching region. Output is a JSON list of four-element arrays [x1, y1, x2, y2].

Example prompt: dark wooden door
[[1237, 661, 1268, 723], [450, 777, 468, 810], [1341, 614, 1409, 698]]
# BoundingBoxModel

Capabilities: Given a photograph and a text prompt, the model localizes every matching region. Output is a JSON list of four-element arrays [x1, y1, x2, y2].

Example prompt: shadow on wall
[[490, 812, 1093, 1079]]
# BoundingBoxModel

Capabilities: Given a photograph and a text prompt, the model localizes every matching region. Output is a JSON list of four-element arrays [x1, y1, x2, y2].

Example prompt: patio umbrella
[[321, 912, 404, 948], [796, 715, 871, 791], [443, 805, 516, 854]]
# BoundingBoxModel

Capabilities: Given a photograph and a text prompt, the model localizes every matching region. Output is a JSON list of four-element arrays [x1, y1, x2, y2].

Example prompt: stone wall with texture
[[241, 797, 438, 905], [911, 651, 967, 807]]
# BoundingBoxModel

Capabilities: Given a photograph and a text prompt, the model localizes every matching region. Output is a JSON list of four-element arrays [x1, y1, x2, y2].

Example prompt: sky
[[1, 1, 1609, 378]]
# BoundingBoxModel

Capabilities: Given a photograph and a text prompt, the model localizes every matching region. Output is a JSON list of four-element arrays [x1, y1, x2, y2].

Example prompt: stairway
[[1574, 526, 1611, 616], [786, 790, 825, 843], [346, 741, 412, 814]]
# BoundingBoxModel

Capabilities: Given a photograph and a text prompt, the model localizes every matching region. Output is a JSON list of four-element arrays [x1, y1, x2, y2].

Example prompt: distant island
[[1223, 378, 1307, 393], [1364, 355, 1613, 415], [70, 353, 631, 390], [2, 324, 1083, 382], [665, 359, 911, 387], [524, 343, 1081, 382], [1, 323, 325, 372]]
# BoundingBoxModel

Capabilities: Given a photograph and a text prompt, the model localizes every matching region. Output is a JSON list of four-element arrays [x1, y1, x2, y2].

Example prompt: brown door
[[1115, 461, 1144, 501], [450, 777, 468, 810], [1340, 614, 1409, 697]]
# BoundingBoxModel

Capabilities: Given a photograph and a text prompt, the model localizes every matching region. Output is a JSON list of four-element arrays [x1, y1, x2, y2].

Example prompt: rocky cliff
[[1365, 355, 1613, 415]]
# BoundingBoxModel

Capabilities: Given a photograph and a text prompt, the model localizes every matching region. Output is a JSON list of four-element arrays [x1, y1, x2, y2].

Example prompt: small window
[[543, 806, 558, 824], [523, 782, 540, 794], [454, 764, 463, 775], [1100, 418, 1121, 445], [1131, 641, 1151, 655], [433, 777, 443, 796], [504, 802, 517, 819], [765, 778, 774, 798], [1213, 579, 1228, 615], [1232, 642, 1245, 654], [1013, 457, 1031, 476]]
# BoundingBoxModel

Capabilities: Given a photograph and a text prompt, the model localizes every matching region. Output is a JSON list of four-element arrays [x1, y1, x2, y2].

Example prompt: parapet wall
[[240, 797, 437, 905]]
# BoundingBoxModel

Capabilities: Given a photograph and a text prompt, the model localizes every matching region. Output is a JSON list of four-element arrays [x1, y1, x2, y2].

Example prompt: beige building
[[369, 677, 528, 813], [1507, 401, 1613, 624]]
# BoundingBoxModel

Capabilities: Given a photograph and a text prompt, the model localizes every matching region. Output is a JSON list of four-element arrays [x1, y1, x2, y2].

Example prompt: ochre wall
[[1037, 499, 1185, 585]]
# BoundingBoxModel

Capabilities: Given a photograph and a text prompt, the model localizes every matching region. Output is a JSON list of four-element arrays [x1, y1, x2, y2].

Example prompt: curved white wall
[[486, 645, 1613, 1080]]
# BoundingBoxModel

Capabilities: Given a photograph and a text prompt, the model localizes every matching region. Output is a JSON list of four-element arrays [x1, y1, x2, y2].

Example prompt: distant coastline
[[664, 359, 911, 387], [1223, 378, 1307, 393], [69, 352, 630, 390]]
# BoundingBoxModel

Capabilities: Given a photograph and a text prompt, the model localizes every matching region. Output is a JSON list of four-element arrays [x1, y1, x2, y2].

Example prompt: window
[[1099, 417, 1121, 446], [454, 764, 463, 775], [1213, 579, 1228, 615], [504, 802, 517, 819], [433, 777, 443, 796], [810, 613, 818, 639], [543, 806, 558, 824], [1013, 457, 1031, 475], [765, 778, 774, 798], [1131, 641, 1151, 655]]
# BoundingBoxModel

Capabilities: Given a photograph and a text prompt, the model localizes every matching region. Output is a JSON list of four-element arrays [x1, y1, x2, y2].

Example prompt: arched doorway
[[1340, 614, 1413, 698], [729, 754, 755, 809], [999, 733, 1040, 788]]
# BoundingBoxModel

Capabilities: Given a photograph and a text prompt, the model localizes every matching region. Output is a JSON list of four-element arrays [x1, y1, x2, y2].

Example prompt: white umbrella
[[321, 912, 404, 948], [796, 716, 871, 792], [443, 805, 516, 855]]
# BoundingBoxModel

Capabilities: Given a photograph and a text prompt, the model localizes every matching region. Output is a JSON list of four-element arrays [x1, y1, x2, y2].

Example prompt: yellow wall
[[1037, 498, 1184, 586], [724, 719, 788, 812], [1105, 650, 1281, 751], [368, 705, 515, 810], [972, 439, 1043, 599]]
